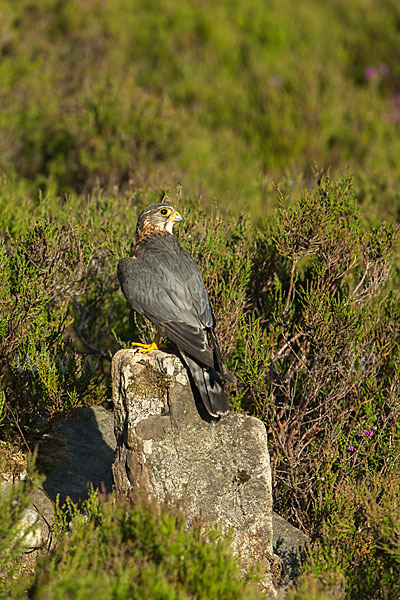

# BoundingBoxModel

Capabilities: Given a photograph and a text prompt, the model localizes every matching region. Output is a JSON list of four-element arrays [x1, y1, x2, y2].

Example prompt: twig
[[74, 307, 112, 362], [271, 332, 303, 362], [5, 402, 32, 454], [285, 260, 298, 313], [351, 261, 370, 298]]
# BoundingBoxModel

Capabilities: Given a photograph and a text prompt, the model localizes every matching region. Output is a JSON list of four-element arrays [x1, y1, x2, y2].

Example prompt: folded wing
[[118, 235, 216, 369]]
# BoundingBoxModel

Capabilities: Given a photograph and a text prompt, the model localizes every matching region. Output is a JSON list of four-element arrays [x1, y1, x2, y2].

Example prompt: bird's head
[[136, 203, 184, 238]]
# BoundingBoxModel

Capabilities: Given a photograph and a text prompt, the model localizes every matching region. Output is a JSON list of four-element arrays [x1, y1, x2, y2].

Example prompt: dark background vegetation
[[1, 0, 400, 597]]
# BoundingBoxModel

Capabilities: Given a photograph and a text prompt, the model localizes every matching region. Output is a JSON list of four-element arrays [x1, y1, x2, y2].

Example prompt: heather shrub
[[0, 219, 111, 435], [298, 474, 400, 599], [29, 490, 263, 600], [234, 175, 400, 533]]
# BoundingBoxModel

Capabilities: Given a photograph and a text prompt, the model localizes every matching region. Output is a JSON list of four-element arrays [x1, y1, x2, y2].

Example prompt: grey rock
[[22, 488, 54, 549], [111, 349, 274, 591], [43, 405, 116, 505], [18, 508, 45, 549], [1, 406, 116, 557], [0, 479, 53, 550], [0, 470, 27, 495], [272, 511, 309, 583], [18, 509, 41, 548]]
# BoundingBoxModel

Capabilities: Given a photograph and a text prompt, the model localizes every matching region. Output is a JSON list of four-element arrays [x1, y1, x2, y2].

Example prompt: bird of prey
[[117, 203, 234, 417]]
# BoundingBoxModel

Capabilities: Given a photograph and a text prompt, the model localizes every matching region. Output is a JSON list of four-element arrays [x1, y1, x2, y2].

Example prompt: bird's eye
[[159, 208, 170, 216]]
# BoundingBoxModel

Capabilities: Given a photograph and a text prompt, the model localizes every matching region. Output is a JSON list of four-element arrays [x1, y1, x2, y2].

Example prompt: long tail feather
[[179, 350, 230, 417]]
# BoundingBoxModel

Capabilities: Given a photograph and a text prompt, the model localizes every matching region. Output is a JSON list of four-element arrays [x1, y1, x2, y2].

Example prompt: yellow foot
[[131, 341, 167, 354]]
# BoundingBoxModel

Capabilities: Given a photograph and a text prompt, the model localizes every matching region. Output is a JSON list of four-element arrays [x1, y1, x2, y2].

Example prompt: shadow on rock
[[42, 406, 116, 506]]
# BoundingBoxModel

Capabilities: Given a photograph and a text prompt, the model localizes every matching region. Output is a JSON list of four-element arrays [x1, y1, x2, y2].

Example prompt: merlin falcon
[[117, 203, 234, 417]]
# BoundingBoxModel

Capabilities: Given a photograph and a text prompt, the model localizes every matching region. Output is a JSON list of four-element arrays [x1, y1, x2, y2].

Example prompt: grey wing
[[117, 248, 216, 368]]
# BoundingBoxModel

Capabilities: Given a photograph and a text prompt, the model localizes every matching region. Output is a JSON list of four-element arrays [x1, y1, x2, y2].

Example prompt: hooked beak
[[173, 211, 184, 224]]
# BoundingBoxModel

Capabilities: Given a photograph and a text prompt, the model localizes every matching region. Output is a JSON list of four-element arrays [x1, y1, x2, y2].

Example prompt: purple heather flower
[[358, 429, 375, 437], [364, 66, 378, 80], [348, 445, 354, 452]]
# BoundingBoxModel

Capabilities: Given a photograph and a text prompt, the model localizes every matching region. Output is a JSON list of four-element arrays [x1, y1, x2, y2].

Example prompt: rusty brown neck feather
[[135, 224, 173, 243]]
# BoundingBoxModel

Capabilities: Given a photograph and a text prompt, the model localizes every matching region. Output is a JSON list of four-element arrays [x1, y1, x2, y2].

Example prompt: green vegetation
[[1, 0, 400, 598], [29, 489, 263, 600], [1, 0, 400, 218]]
